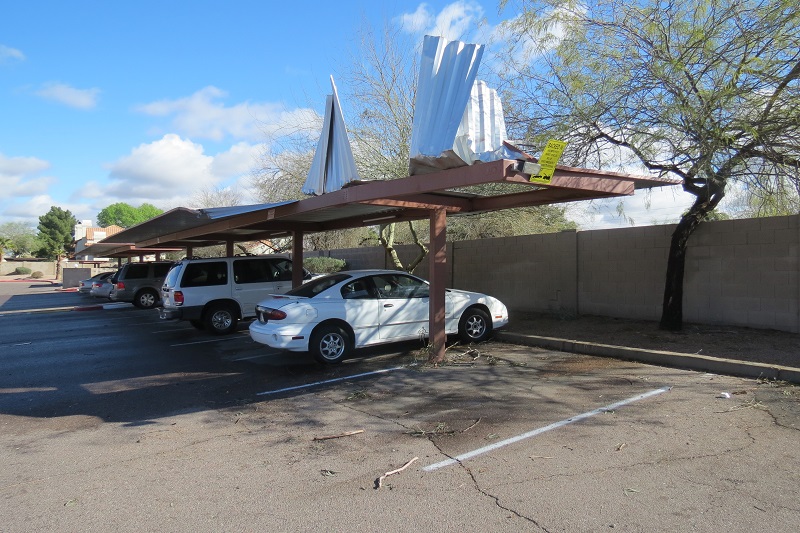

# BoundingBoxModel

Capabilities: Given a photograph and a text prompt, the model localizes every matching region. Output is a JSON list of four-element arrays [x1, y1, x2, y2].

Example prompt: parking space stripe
[[170, 334, 250, 347], [423, 386, 671, 472], [256, 366, 409, 396]]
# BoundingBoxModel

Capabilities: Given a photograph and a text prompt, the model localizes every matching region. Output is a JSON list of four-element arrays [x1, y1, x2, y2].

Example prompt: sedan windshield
[[286, 273, 351, 298]]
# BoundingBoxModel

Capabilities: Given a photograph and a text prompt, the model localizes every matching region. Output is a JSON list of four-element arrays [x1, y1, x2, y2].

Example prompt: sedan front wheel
[[458, 308, 492, 344]]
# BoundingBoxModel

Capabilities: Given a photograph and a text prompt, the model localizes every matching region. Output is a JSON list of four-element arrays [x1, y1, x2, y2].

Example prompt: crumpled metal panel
[[302, 76, 360, 195], [409, 35, 484, 169], [453, 80, 509, 164]]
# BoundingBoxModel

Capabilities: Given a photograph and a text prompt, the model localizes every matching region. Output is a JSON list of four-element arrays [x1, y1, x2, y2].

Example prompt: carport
[[79, 158, 679, 361]]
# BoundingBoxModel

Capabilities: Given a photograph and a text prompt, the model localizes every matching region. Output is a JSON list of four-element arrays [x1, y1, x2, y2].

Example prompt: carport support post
[[429, 207, 447, 363], [292, 230, 304, 288], [226, 241, 234, 257]]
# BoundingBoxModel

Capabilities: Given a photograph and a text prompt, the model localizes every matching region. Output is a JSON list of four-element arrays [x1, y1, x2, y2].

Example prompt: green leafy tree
[[0, 236, 10, 263], [0, 222, 38, 258], [96, 202, 163, 228], [500, 0, 800, 330], [36, 207, 77, 262]]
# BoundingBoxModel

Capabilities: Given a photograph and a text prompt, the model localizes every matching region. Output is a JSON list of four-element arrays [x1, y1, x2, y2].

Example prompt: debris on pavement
[[375, 457, 418, 489]]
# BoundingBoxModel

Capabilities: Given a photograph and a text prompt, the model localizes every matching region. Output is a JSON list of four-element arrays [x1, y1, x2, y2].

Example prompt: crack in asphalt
[[425, 435, 551, 532], [328, 393, 550, 530]]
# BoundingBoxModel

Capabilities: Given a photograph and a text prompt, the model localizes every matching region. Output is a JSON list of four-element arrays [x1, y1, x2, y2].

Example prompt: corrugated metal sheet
[[302, 76, 360, 195], [453, 80, 509, 164], [409, 35, 484, 163]]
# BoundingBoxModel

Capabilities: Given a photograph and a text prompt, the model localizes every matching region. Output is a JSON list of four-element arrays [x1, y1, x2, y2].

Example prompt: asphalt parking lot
[[1, 282, 798, 532]]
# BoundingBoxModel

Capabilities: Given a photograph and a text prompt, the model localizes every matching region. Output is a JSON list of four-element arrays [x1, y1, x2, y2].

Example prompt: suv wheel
[[205, 304, 238, 335], [134, 289, 159, 309]]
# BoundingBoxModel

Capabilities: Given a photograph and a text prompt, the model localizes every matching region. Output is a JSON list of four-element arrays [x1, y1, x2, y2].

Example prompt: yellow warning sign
[[529, 139, 567, 184]]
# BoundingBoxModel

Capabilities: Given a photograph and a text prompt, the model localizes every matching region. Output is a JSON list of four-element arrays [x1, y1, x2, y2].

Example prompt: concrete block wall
[[684, 215, 799, 332], [452, 231, 578, 315], [315, 215, 800, 333], [577, 225, 672, 321]]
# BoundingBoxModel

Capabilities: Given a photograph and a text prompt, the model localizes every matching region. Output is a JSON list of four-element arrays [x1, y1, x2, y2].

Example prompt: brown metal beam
[[429, 207, 447, 363]]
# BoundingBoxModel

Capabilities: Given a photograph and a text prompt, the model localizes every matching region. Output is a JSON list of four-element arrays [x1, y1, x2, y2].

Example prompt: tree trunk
[[379, 224, 404, 270], [660, 187, 725, 331]]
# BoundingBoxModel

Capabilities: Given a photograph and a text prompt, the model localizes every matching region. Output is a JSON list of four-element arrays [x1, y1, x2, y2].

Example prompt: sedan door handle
[[383, 303, 394, 308]]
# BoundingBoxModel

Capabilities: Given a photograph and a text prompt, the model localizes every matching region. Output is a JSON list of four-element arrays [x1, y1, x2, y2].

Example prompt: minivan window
[[182, 261, 228, 287], [153, 263, 173, 277], [125, 263, 150, 279]]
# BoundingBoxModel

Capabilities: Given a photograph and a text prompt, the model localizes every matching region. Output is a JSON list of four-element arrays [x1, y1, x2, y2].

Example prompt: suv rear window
[[182, 261, 228, 287]]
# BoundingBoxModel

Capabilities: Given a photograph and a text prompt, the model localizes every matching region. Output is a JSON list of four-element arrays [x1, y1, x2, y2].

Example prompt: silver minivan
[[159, 256, 311, 334]]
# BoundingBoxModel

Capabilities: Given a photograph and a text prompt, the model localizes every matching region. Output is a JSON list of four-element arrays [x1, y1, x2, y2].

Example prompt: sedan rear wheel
[[458, 307, 491, 344], [204, 304, 238, 335], [310, 325, 351, 364]]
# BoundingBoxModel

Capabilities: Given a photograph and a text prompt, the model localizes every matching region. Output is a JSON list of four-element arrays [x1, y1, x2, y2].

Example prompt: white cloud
[[577, 187, 693, 230], [397, 1, 485, 41], [137, 86, 318, 142], [3, 195, 89, 222], [398, 4, 433, 33], [210, 142, 265, 178], [36, 82, 100, 109], [0, 154, 53, 199], [105, 134, 217, 203], [0, 44, 25, 63], [99, 135, 270, 210]]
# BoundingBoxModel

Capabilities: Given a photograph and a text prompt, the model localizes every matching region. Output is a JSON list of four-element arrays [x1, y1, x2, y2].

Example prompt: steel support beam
[[429, 207, 447, 363], [292, 230, 304, 288]]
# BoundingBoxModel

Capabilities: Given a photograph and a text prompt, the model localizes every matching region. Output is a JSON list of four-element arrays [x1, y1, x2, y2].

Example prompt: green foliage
[[31, 271, 44, 279], [13, 267, 32, 275], [36, 206, 76, 260], [97, 202, 163, 228], [304, 256, 347, 273], [502, 0, 800, 211], [0, 222, 39, 257]]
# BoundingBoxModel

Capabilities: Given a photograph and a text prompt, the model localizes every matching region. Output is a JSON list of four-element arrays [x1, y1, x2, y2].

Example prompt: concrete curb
[[0, 302, 132, 315], [0, 278, 59, 284], [496, 331, 800, 385]]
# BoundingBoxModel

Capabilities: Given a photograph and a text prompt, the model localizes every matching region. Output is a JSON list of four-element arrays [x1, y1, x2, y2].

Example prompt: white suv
[[159, 255, 312, 334]]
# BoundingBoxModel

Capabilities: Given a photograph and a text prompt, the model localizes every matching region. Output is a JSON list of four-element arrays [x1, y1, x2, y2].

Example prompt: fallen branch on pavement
[[375, 457, 418, 489], [313, 429, 364, 441]]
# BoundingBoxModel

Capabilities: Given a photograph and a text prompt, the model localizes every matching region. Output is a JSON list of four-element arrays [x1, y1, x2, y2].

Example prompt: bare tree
[[500, 0, 800, 330], [191, 186, 243, 209]]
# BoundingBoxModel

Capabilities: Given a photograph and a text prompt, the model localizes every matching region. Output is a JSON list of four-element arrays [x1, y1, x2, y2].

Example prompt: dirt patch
[[504, 312, 800, 368]]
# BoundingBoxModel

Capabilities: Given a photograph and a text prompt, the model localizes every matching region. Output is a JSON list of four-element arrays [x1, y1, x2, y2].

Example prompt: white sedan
[[249, 270, 509, 364]]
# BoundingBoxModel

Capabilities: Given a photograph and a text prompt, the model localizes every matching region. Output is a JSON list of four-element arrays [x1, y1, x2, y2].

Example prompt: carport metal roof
[[79, 158, 680, 362], [85, 159, 679, 253]]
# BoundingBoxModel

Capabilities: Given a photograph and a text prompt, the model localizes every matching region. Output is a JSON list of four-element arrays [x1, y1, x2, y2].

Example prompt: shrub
[[31, 271, 44, 279], [304, 256, 346, 274], [13, 267, 32, 275]]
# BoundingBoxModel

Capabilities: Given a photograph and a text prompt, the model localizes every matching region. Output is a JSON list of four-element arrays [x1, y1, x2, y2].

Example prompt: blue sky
[[0, 0, 691, 231]]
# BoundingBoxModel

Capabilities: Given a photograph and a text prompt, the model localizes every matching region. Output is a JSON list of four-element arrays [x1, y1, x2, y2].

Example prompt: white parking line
[[423, 386, 672, 472], [230, 353, 277, 362], [256, 366, 409, 396], [150, 327, 195, 333], [170, 335, 249, 347]]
